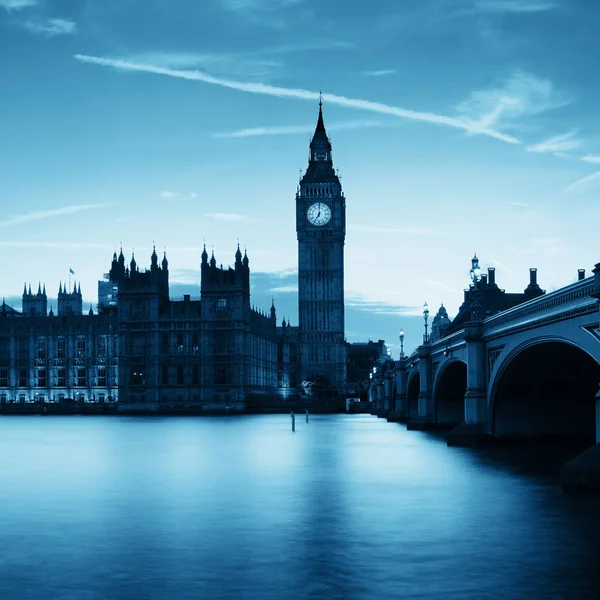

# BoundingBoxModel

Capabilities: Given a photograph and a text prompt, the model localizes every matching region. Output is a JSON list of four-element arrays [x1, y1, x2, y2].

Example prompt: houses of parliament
[[0, 103, 348, 410]]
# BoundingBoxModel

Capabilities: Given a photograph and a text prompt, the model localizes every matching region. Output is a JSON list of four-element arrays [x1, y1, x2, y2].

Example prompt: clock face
[[307, 202, 331, 226]]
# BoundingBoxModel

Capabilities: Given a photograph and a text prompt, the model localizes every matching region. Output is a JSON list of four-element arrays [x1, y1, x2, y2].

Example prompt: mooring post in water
[[306, 409, 309, 423], [291, 411, 295, 431]]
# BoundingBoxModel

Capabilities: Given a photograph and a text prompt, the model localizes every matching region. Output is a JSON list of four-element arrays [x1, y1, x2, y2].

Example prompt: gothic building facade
[[0, 103, 348, 409], [0, 290, 118, 405]]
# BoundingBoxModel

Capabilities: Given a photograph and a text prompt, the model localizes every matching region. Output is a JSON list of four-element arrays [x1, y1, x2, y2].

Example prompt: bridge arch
[[489, 337, 600, 443], [433, 359, 467, 428], [406, 370, 420, 419]]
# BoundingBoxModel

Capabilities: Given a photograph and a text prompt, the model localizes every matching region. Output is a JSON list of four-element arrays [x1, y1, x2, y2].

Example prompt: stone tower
[[22, 282, 48, 316], [296, 99, 346, 392]]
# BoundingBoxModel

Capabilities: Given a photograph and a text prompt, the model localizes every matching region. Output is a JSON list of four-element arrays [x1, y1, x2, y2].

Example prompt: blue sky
[[1, 0, 599, 355]]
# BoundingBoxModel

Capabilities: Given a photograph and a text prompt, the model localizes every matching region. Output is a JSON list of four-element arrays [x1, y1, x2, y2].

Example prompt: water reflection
[[0, 415, 599, 600]]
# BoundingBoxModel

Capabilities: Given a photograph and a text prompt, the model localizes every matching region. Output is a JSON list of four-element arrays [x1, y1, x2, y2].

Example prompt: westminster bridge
[[369, 261, 600, 491]]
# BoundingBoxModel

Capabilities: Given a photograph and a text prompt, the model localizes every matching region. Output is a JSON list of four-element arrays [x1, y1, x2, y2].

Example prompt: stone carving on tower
[[296, 98, 347, 394]]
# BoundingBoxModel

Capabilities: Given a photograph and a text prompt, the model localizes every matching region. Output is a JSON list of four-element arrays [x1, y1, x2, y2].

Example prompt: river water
[[0, 414, 599, 600]]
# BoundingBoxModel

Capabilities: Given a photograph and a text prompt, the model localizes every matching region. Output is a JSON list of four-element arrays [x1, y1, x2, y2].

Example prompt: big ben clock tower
[[297, 99, 346, 393]]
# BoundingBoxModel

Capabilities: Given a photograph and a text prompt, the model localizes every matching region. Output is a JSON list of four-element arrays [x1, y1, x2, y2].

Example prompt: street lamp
[[399, 328, 405, 359], [469, 253, 483, 320], [423, 302, 430, 343], [470, 253, 481, 284]]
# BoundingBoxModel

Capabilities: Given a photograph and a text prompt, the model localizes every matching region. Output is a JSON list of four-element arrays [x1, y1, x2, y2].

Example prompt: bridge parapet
[[484, 278, 596, 338]]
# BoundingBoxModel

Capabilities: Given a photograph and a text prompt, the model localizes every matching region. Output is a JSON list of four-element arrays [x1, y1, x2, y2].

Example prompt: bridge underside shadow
[[435, 361, 467, 430], [493, 342, 600, 447]]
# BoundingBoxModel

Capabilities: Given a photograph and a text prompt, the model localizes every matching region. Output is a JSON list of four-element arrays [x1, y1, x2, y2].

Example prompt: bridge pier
[[407, 344, 438, 430], [447, 320, 491, 446], [561, 262, 600, 492], [388, 360, 408, 422]]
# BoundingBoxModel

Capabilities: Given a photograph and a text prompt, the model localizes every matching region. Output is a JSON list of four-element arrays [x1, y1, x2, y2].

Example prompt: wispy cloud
[[581, 155, 600, 165], [0, 204, 107, 228], [160, 190, 198, 200], [125, 51, 284, 80], [270, 285, 297, 293], [564, 170, 600, 193], [346, 294, 422, 317], [527, 129, 581, 154], [220, 0, 307, 28], [473, 0, 559, 12], [204, 212, 255, 222], [213, 119, 383, 139], [456, 70, 570, 137], [74, 54, 522, 144], [0, 0, 36, 10], [24, 18, 77, 37], [363, 69, 395, 77], [221, 0, 304, 10], [348, 225, 442, 235]]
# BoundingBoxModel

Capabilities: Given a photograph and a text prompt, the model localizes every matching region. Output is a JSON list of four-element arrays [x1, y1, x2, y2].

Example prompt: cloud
[[220, 0, 306, 28], [456, 70, 571, 136], [527, 129, 581, 153], [473, 0, 558, 12], [363, 69, 396, 77], [348, 225, 442, 235], [221, 0, 304, 12], [270, 285, 297, 293], [204, 212, 255, 222], [0, 0, 37, 10], [24, 18, 77, 37], [213, 119, 383, 139], [125, 51, 284, 80], [507, 201, 529, 206], [564, 170, 600, 193], [0, 204, 107, 228], [73, 54, 522, 144], [160, 190, 198, 200], [581, 155, 600, 165], [345, 295, 423, 317]]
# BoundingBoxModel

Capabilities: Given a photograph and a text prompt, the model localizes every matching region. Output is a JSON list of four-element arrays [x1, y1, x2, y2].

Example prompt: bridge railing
[[431, 330, 466, 351], [483, 277, 597, 335]]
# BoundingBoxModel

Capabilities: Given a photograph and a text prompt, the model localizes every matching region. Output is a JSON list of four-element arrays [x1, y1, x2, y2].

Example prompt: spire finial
[[319, 90, 323, 109]]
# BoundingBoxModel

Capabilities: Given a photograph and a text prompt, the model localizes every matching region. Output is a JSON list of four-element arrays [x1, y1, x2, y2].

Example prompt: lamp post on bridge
[[469, 253, 483, 320], [399, 328, 405, 359], [423, 303, 430, 344]]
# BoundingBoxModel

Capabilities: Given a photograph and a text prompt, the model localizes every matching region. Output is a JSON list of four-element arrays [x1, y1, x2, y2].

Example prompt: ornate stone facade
[[296, 101, 347, 393]]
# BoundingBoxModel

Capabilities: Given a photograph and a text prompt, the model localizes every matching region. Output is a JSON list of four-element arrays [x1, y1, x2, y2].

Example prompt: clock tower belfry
[[296, 99, 346, 393]]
